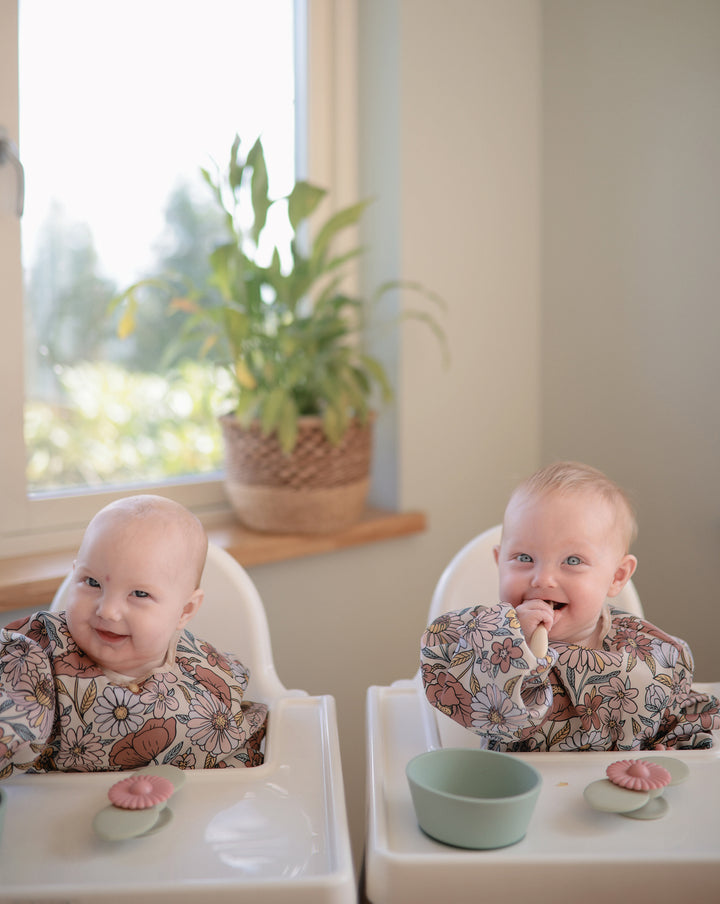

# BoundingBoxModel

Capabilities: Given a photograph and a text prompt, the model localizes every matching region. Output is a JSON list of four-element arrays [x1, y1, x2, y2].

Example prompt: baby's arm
[[0, 624, 58, 777], [420, 603, 556, 745], [652, 632, 720, 749]]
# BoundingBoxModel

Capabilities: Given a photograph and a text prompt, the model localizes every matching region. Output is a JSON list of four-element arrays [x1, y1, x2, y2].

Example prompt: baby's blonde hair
[[508, 461, 638, 551]]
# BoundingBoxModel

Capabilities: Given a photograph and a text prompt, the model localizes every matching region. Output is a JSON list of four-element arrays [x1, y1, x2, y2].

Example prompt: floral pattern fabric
[[0, 611, 267, 778], [421, 603, 720, 751]]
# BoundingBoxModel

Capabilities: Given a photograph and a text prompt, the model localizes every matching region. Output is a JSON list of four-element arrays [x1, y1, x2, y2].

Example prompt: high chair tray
[[365, 682, 720, 904], [0, 696, 355, 903]]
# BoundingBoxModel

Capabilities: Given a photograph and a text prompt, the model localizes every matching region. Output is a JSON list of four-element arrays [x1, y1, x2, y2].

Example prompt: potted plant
[[112, 135, 446, 533]]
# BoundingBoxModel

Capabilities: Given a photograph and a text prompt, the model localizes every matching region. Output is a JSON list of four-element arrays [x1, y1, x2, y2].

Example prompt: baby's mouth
[[95, 627, 128, 644], [546, 601, 567, 611]]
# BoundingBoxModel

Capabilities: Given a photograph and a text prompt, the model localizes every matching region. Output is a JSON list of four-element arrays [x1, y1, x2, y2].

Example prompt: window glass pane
[[19, 0, 296, 495]]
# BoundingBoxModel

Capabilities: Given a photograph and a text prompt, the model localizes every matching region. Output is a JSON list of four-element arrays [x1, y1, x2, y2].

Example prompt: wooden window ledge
[[0, 507, 426, 614]]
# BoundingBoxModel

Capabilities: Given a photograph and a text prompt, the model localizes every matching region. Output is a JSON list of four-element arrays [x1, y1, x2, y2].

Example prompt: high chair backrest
[[50, 542, 292, 705], [429, 524, 644, 623]]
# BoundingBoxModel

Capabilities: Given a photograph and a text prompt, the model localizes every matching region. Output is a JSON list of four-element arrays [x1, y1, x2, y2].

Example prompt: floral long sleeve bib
[[420, 603, 719, 751], [0, 611, 267, 779]]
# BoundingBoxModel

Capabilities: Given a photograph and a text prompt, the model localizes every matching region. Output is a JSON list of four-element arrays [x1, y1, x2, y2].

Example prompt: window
[[0, 0, 358, 557], [21, 0, 296, 498]]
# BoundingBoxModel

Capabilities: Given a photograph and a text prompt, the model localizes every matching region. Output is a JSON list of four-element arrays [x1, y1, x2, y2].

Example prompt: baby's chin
[[550, 619, 604, 648]]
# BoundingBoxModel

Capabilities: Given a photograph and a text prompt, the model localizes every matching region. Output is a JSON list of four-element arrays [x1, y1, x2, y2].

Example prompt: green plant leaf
[[277, 395, 299, 453], [373, 278, 447, 312], [200, 164, 226, 212], [322, 245, 364, 276], [260, 386, 289, 436], [233, 390, 260, 424], [116, 293, 138, 339], [228, 134, 244, 191], [108, 277, 179, 337], [358, 353, 393, 402], [222, 307, 251, 354], [400, 309, 451, 367], [310, 200, 369, 274], [247, 136, 271, 244], [370, 278, 450, 366], [287, 181, 326, 231], [322, 403, 347, 446], [351, 365, 371, 396], [208, 243, 250, 304], [109, 134, 448, 456], [338, 365, 368, 415], [199, 334, 218, 358]]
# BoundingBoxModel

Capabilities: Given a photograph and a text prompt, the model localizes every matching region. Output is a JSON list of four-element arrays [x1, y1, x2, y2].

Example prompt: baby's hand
[[514, 599, 554, 645]]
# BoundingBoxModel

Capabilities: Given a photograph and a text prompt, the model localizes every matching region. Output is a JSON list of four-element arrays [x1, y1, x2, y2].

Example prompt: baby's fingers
[[515, 599, 554, 645], [518, 598, 554, 628]]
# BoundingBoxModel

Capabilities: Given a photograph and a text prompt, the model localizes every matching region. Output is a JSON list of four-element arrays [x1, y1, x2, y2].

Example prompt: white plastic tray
[[365, 681, 720, 904], [0, 696, 356, 903]]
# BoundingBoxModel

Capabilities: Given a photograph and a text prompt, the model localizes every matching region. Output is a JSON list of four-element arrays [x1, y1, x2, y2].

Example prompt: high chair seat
[[0, 543, 355, 902], [364, 527, 720, 904]]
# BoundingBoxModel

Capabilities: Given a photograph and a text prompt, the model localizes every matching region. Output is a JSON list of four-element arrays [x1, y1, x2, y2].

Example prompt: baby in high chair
[[0, 495, 267, 778], [421, 461, 720, 751]]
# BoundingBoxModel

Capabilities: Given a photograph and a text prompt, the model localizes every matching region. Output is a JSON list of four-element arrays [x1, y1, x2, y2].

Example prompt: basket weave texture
[[219, 414, 374, 533]]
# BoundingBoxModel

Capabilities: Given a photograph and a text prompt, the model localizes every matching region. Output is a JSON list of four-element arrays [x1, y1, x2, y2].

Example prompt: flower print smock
[[0, 611, 267, 778], [420, 603, 719, 751]]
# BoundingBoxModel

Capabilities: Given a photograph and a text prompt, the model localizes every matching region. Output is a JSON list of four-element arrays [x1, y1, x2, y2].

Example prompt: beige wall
[[542, 0, 720, 684]]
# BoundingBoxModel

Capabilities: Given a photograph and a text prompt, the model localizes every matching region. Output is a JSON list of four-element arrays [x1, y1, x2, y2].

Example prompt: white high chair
[[364, 527, 720, 904], [1, 543, 356, 903]]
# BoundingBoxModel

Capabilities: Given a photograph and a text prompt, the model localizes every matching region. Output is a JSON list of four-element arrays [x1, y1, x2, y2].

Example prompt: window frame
[[0, 0, 358, 558]]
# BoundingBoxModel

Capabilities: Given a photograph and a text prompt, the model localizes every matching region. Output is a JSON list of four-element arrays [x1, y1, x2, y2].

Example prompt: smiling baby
[[421, 462, 719, 751]]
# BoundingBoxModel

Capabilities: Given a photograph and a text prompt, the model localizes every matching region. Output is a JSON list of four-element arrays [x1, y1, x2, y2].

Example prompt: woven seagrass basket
[[219, 413, 375, 533]]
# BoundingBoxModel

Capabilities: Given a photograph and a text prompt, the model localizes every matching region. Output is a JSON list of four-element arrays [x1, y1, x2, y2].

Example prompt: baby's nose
[[531, 565, 557, 587], [96, 593, 122, 620]]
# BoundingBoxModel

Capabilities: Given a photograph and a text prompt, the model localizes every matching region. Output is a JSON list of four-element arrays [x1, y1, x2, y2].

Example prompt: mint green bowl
[[406, 747, 542, 849]]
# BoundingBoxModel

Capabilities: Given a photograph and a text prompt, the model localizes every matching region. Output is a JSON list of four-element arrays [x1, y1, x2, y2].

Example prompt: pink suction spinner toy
[[583, 756, 689, 820]]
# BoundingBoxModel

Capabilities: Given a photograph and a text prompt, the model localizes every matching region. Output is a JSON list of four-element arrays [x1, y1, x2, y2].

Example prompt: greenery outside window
[[0, 0, 358, 558]]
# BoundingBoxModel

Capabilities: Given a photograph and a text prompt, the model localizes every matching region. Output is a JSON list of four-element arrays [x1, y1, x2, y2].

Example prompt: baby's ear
[[493, 545, 500, 565], [607, 554, 638, 597], [178, 588, 203, 629]]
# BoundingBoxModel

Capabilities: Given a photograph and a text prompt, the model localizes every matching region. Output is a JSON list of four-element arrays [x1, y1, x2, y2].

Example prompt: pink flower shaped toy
[[606, 759, 671, 793], [93, 765, 186, 840], [584, 756, 689, 821], [108, 774, 175, 810]]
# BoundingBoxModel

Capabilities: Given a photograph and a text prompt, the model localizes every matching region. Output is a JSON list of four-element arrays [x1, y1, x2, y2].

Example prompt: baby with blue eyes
[[65, 495, 208, 682], [421, 461, 719, 752], [0, 495, 267, 778], [493, 461, 638, 653]]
